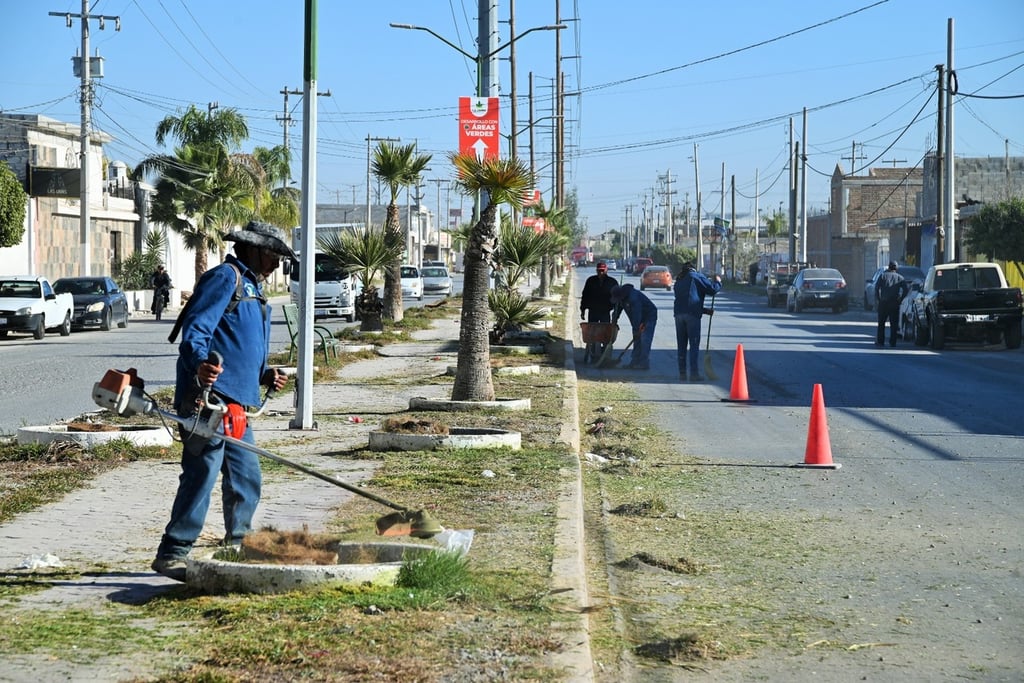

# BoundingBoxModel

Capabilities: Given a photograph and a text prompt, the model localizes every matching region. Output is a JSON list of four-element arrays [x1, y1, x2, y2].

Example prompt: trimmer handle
[[199, 350, 224, 415]]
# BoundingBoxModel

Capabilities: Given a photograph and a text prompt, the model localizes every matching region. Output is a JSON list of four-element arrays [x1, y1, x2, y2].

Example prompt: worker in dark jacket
[[580, 261, 618, 323], [610, 283, 658, 370], [673, 263, 722, 381], [875, 261, 909, 347]]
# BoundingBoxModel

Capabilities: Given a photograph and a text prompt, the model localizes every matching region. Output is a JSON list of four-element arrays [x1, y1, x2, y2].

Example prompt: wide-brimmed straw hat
[[223, 221, 296, 259]]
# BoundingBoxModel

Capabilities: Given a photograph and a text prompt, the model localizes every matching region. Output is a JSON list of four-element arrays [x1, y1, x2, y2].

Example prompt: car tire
[[33, 317, 45, 340], [794, 298, 803, 313], [1005, 323, 1022, 350], [101, 307, 112, 331], [929, 316, 945, 350], [59, 312, 72, 336], [118, 310, 128, 329], [913, 319, 929, 346]]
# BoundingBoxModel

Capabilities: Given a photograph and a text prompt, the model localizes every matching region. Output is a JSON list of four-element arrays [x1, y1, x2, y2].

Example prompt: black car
[[786, 267, 849, 313], [53, 276, 130, 331], [864, 265, 925, 311]]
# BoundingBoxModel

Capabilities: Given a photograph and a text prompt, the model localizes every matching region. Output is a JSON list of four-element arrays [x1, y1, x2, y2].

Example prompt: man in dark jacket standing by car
[[580, 261, 618, 323], [875, 261, 909, 347], [673, 262, 722, 381]]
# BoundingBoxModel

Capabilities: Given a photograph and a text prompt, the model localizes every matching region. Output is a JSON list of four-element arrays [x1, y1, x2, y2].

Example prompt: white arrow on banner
[[472, 139, 488, 161]]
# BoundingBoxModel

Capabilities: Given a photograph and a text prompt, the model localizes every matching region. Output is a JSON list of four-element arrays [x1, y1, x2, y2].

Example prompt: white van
[[289, 252, 357, 321]]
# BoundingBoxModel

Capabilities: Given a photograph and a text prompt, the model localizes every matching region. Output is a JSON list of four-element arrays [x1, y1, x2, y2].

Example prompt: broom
[[703, 293, 718, 380]]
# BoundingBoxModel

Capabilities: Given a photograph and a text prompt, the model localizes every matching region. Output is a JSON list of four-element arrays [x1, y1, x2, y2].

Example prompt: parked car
[[53, 276, 130, 331], [400, 264, 423, 301], [631, 257, 654, 275], [0, 275, 73, 339], [786, 267, 849, 313], [420, 266, 453, 296], [605, 259, 618, 271], [422, 260, 445, 268], [766, 261, 811, 307], [639, 265, 673, 291], [864, 265, 925, 311]]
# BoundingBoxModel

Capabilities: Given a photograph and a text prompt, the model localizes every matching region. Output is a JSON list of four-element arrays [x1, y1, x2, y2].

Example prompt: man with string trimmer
[[673, 262, 721, 382], [150, 221, 292, 582]]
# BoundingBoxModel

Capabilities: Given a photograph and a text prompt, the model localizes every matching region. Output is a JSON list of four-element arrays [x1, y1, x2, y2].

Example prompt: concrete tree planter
[[16, 424, 174, 448], [368, 427, 521, 452], [408, 396, 531, 412], [187, 542, 432, 595]]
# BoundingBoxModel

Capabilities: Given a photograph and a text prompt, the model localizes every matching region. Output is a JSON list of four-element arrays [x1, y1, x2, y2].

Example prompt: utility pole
[[800, 107, 808, 263], [279, 87, 331, 188], [935, 63, 945, 267], [554, 0, 562, 209], [50, 2, 120, 277], [842, 140, 867, 176], [366, 135, 400, 228], [692, 143, 702, 269], [430, 178, 449, 262], [882, 158, 907, 168], [944, 18, 956, 263]]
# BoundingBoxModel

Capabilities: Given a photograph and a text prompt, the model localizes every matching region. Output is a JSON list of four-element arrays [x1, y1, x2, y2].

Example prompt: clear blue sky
[[3, 0, 1022, 237]]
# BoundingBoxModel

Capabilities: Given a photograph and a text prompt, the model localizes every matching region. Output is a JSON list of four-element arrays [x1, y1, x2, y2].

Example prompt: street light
[[389, 22, 565, 97]]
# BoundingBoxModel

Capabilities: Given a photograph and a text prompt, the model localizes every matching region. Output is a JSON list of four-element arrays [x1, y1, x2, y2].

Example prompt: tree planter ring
[[187, 542, 432, 594], [409, 396, 530, 412], [16, 424, 174, 448], [368, 427, 521, 451]]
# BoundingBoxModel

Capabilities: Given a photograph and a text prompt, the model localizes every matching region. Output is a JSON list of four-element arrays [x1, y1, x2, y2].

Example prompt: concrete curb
[[547, 277, 595, 682]]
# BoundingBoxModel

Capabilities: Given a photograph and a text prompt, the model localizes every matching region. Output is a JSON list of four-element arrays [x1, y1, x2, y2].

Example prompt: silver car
[[400, 265, 423, 301], [421, 266, 453, 296]]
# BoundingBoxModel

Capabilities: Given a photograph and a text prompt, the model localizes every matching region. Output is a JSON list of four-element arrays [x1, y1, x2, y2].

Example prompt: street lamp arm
[[389, 23, 476, 61], [485, 24, 566, 60]]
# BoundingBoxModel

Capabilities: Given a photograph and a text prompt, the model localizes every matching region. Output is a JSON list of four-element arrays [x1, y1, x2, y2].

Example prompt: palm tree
[[371, 141, 432, 323], [498, 220, 550, 291], [318, 223, 405, 332], [134, 106, 257, 283], [448, 153, 535, 402], [525, 201, 570, 297], [251, 145, 300, 230]]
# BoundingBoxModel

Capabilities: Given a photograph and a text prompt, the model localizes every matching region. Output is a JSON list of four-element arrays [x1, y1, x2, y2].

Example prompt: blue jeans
[[675, 313, 702, 375], [629, 320, 656, 368], [156, 420, 262, 560]]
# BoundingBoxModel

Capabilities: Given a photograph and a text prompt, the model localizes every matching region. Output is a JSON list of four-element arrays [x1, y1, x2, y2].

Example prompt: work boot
[[151, 556, 187, 582]]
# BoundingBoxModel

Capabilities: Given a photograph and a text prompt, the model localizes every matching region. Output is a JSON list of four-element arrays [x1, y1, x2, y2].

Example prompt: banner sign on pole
[[458, 96, 500, 161]]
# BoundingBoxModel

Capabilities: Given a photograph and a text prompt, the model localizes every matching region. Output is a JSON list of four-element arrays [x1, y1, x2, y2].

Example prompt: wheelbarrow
[[580, 321, 617, 365]]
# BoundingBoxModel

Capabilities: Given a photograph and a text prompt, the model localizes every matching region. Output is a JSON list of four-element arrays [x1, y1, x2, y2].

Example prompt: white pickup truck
[[0, 275, 74, 340]]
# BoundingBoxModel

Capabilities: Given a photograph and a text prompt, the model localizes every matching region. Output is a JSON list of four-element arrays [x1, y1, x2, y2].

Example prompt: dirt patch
[[614, 552, 705, 575], [239, 526, 339, 565], [66, 422, 119, 432], [382, 418, 449, 434], [635, 633, 723, 664]]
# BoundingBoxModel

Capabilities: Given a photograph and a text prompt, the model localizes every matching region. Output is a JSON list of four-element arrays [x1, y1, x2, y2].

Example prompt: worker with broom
[[610, 283, 658, 371], [151, 221, 292, 582], [673, 262, 721, 381]]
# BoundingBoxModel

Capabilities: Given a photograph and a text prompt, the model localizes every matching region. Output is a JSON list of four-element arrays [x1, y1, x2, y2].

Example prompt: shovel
[[596, 334, 634, 368], [703, 294, 718, 381]]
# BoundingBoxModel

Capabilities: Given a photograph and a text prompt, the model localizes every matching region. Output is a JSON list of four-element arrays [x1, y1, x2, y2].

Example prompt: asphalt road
[[574, 266, 1024, 679], [0, 277, 462, 436]]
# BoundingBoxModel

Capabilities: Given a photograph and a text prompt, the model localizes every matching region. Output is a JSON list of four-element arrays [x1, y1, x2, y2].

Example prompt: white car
[[400, 264, 423, 301], [420, 266, 453, 296]]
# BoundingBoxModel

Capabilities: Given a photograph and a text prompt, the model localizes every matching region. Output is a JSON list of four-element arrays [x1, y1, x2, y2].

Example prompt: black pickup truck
[[907, 262, 1023, 350]]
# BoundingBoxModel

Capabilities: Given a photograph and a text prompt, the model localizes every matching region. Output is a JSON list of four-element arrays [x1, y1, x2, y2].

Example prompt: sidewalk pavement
[[0, 286, 594, 683]]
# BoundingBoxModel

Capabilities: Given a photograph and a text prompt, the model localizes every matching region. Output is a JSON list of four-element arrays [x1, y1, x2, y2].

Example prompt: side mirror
[[282, 259, 293, 276]]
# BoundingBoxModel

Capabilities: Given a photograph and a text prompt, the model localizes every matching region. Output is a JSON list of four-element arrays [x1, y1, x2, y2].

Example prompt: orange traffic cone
[[796, 383, 841, 469], [721, 344, 755, 403]]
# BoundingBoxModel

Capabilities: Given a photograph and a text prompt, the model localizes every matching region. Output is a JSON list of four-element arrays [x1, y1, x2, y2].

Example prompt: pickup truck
[[0, 275, 74, 339], [906, 262, 1023, 350], [766, 261, 811, 307]]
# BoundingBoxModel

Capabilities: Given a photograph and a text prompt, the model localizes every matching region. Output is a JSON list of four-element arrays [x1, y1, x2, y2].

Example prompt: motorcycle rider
[[150, 264, 172, 314]]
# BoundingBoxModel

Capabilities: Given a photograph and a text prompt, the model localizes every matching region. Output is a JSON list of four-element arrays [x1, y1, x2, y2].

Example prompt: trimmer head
[[375, 509, 445, 539]]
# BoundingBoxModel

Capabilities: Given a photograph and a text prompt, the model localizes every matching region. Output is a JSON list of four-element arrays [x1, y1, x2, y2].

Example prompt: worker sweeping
[[673, 262, 721, 381], [610, 283, 658, 371]]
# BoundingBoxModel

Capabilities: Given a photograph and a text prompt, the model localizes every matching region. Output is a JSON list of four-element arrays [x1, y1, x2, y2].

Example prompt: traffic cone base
[[721, 344, 756, 403], [796, 383, 841, 469]]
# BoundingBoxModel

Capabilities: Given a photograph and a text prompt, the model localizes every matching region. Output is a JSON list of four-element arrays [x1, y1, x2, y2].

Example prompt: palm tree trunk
[[382, 203, 404, 322], [451, 205, 499, 401], [539, 254, 550, 297]]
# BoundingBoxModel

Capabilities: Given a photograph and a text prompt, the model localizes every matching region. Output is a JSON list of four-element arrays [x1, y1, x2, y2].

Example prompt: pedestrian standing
[[673, 262, 722, 381], [875, 261, 909, 347], [580, 261, 618, 323], [610, 283, 658, 371], [151, 221, 292, 582]]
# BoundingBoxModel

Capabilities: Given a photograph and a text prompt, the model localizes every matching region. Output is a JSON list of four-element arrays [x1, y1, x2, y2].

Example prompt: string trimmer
[[90, 354, 443, 539]]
